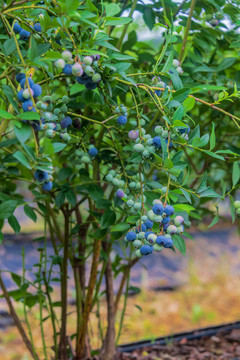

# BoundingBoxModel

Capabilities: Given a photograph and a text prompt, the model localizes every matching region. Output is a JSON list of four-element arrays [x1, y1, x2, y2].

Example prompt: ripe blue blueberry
[[152, 203, 164, 215], [33, 23, 41, 32], [22, 100, 33, 112], [155, 90, 161, 96], [144, 220, 153, 229], [163, 222, 170, 231], [63, 64, 73, 76], [17, 90, 25, 102], [42, 181, 53, 191], [140, 245, 153, 255], [116, 189, 125, 198], [32, 84, 42, 97], [126, 231, 137, 242], [88, 147, 98, 157], [13, 22, 22, 34], [76, 72, 89, 84], [85, 80, 97, 90], [156, 235, 166, 246], [163, 238, 173, 248], [16, 73, 26, 83], [164, 205, 175, 216], [162, 216, 170, 224], [61, 116, 72, 129], [20, 77, 34, 89], [19, 29, 31, 41], [165, 139, 173, 148], [153, 136, 161, 149], [117, 115, 127, 125], [137, 224, 147, 233], [179, 126, 190, 134], [34, 170, 48, 182]]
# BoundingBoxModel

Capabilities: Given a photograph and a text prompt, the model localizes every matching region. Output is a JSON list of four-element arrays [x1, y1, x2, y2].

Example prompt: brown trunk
[[99, 242, 116, 360]]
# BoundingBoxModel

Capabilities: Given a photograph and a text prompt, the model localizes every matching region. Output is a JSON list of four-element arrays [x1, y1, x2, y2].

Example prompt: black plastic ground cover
[[117, 320, 240, 353]]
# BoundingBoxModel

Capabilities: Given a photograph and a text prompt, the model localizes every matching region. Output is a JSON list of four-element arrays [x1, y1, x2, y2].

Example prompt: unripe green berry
[[92, 73, 101, 83], [82, 155, 91, 163], [133, 239, 142, 248], [55, 59, 65, 69], [85, 65, 95, 76], [112, 178, 120, 186], [62, 50, 72, 61], [153, 244, 163, 252], [234, 201, 240, 209], [62, 95, 69, 104]]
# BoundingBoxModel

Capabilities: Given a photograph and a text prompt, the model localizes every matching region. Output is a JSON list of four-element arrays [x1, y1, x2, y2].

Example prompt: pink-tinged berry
[[128, 130, 139, 140]]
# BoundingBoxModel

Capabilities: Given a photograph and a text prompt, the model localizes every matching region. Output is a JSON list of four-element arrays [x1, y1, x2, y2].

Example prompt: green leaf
[[168, 68, 183, 90], [105, 3, 120, 17], [217, 57, 236, 72], [13, 151, 31, 169], [0, 200, 18, 219], [4, 38, 16, 55], [173, 204, 195, 214], [0, 109, 14, 119], [229, 194, 236, 224], [111, 223, 130, 232], [14, 123, 31, 144], [198, 187, 220, 198], [210, 122, 215, 150], [180, 188, 192, 203], [11, 273, 21, 287], [232, 162, 240, 187], [143, 6, 155, 30], [28, 37, 38, 61], [164, 158, 173, 169], [24, 205, 37, 222], [105, 17, 132, 26], [101, 211, 116, 229], [19, 112, 40, 121], [52, 143, 67, 153], [8, 215, 21, 234], [172, 234, 186, 255], [162, 50, 174, 73], [65, 191, 76, 206]]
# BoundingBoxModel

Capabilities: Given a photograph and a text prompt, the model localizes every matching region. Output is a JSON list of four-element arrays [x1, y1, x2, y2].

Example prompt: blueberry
[[61, 116, 72, 129], [63, 64, 73, 76], [137, 224, 147, 233], [234, 201, 240, 209], [34, 170, 48, 182], [179, 126, 190, 134], [83, 56, 93, 65], [16, 73, 26, 83], [144, 231, 154, 239], [147, 233, 157, 244], [72, 63, 83, 76], [55, 59, 66, 70], [153, 244, 163, 252], [88, 147, 98, 157], [22, 100, 33, 111], [155, 90, 161, 96], [172, 59, 180, 68], [174, 216, 184, 226], [162, 216, 170, 224], [153, 136, 161, 149], [85, 65, 95, 77], [164, 205, 174, 216], [62, 50, 72, 61], [116, 189, 125, 198], [76, 72, 89, 85], [42, 181, 53, 191], [145, 220, 153, 229], [167, 225, 177, 235], [33, 23, 41, 32], [126, 231, 137, 242], [156, 235, 166, 246], [92, 73, 101, 83], [133, 239, 142, 248], [85, 80, 97, 90], [20, 77, 34, 89], [163, 222, 170, 231], [117, 115, 127, 125], [13, 22, 22, 34], [152, 203, 164, 215], [32, 84, 42, 97], [17, 90, 25, 102], [163, 238, 173, 248], [165, 139, 173, 148], [19, 29, 31, 41], [106, 174, 113, 182], [140, 245, 153, 255], [127, 199, 134, 207]]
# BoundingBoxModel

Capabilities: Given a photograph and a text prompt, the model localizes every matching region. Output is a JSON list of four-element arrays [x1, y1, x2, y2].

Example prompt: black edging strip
[[117, 320, 240, 353]]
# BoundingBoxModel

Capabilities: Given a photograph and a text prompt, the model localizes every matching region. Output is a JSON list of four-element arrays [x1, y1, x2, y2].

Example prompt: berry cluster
[[55, 52, 101, 90], [125, 201, 185, 257], [234, 201, 240, 217], [34, 169, 53, 191], [13, 22, 41, 41], [116, 104, 128, 125], [16, 73, 42, 111], [75, 146, 98, 164]]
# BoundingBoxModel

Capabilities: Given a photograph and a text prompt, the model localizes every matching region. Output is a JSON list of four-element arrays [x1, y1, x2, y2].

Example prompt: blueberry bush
[[0, 0, 240, 359]]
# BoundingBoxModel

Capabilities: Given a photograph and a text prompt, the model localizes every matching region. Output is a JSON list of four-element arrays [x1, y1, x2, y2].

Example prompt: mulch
[[114, 328, 240, 360]]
